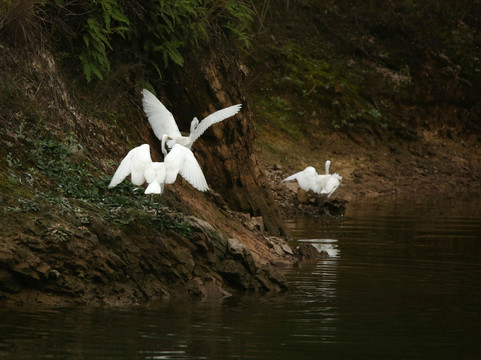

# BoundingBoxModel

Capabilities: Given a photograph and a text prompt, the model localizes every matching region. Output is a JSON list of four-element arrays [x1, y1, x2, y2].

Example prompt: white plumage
[[141, 89, 242, 149], [108, 135, 208, 196], [321, 174, 342, 198], [282, 160, 342, 198], [282, 166, 320, 193], [108, 144, 151, 188]]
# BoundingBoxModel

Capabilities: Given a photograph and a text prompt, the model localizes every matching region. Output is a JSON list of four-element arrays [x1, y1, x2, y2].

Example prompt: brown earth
[[261, 127, 481, 216]]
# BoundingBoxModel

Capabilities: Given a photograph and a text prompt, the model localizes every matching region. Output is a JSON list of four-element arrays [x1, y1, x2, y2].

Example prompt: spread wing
[[164, 144, 209, 191], [322, 176, 341, 197], [282, 166, 318, 192], [189, 104, 242, 144], [108, 148, 134, 188], [142, 89, 182, 140], [109, 144, 152, 188]]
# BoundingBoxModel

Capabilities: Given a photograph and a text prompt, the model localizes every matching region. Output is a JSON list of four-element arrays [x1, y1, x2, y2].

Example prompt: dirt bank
[[259, 126, 481, 219]]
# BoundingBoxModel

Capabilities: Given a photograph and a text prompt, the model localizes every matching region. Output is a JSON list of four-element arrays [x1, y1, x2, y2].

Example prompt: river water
[[1, 196, 480, 359]]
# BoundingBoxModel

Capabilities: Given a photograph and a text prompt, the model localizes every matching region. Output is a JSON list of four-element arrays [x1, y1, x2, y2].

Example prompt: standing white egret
[[141, 89, 242, 149]]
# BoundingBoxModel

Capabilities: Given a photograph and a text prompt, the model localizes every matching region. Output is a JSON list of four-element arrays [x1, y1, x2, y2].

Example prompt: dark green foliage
[[31, 137, 148, 208], [28, 136, 192, 236], [155, 212, 193, 237], [0, 0, 253, 82]]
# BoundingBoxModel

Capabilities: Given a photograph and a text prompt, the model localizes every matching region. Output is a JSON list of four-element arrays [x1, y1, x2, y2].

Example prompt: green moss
[[251, 40, 389, 142]]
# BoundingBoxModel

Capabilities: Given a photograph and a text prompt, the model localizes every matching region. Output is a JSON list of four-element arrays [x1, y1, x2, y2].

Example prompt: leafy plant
[[155, 211, 193, 237], [5, 0, 254, 81], [78, 0, 130, 81]]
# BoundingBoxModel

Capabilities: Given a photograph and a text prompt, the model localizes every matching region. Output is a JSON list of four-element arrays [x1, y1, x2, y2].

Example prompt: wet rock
[[272, 243, 285, 256], [0, 269, 21, 293], [220, 259, 252, 290], [256, 264, 288, 292], [0, 206, 290, 305], [227, 238, 257, 275], [280, 243, 294, 255], [296, 243, 329, 260], [266, 236, 294, 257]]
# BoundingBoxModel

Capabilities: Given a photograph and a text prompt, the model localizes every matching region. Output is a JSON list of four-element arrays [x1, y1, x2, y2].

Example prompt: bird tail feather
[[145, 183, 162, 195]]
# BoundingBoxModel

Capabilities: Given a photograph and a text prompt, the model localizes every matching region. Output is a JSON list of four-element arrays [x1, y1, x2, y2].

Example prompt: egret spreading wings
[[282, 160, 342, 198], [108, 135, 208, 197], [141, 89, 242, 149]]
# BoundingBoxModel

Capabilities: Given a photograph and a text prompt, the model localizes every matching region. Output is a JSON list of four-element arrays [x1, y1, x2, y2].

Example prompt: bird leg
[[153, 195, 167, 232], [156, 196, 161, 222]]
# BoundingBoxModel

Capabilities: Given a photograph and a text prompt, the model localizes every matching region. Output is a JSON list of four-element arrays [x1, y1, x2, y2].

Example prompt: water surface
[[1, 196, 480, 359]]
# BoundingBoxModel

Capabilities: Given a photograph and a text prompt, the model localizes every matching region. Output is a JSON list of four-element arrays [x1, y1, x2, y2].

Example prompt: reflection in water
[[1, 197, 481, 359], [298, 238, 340, 257]]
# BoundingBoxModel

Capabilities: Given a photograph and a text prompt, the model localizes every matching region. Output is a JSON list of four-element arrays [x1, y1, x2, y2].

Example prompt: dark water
[[1, 196, 481, 359]]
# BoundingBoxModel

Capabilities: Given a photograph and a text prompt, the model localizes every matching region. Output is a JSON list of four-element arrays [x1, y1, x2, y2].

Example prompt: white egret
[[141, 89, 242, 149], [108, 144, 151, 188], [282, 160, 342, 198], [108, 135, 208, 196]]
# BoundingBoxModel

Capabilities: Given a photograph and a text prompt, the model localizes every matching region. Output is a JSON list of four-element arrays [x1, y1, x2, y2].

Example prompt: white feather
[[142, 89, 241, 149], [189, 104, 243, 145], [164, 144, 209, 191], [282, 166, 319, 192], [142, 89, 182, 140], [282, 161, 342, 197], [144, 162, 166, 194], [108, 144, 152, 188]]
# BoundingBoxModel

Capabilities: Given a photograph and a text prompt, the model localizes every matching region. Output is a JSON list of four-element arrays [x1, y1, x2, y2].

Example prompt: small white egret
[[141, 89, 242, 149]]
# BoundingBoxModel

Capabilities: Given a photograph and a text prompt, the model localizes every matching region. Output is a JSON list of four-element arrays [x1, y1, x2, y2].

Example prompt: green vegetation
[[0, 0, 254, 82], [1, 117, 191, 236], [251, 41, 388, 139], [156, 212, 193, 237]]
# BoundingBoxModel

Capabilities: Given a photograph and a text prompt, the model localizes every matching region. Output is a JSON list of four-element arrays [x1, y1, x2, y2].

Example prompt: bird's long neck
[[325, 160, 331, 174], [161, 134, 168, 156]]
